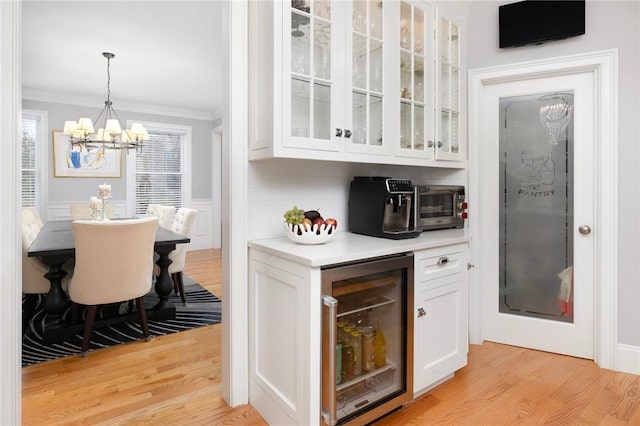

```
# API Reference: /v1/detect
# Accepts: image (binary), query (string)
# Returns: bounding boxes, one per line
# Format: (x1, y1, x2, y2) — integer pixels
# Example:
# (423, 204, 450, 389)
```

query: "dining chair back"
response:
(22, 208, 56, 335)
(69, 217, 159, 356)
(155, 207, 197, 305)
(21, 208, 50, 295)
(24, 207, 43, 228)
(146, 204, 176, 229)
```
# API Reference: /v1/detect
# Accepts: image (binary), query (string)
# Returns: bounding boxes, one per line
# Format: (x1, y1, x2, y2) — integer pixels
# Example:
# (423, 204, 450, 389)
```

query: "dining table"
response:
(27, 219, 190, 343)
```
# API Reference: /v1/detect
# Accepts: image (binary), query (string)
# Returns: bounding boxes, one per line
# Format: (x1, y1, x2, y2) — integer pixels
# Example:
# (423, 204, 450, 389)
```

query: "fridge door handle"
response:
(321, 295, 338, 426)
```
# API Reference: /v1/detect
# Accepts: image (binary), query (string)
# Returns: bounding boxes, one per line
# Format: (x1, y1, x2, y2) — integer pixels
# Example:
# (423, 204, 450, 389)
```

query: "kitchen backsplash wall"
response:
(248, 159, 468, 240)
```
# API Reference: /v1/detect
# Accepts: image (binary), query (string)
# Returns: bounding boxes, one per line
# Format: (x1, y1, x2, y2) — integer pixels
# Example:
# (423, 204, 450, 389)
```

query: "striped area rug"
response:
(22, 275, 221, 367)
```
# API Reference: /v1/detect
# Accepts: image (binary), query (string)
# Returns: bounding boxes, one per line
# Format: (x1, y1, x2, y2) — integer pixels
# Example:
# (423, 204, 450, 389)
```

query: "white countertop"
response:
(248, 228, 471, 267)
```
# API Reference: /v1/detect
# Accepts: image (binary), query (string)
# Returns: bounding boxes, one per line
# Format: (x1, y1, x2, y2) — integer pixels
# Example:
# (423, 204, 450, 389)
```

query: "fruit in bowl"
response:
(283, 207, 338, 244)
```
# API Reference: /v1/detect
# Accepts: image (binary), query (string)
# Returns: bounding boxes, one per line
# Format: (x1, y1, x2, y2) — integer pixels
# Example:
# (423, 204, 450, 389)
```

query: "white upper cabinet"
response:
(396, 1, 436, 160)
(435, 7, 465, 161)
(249, 0, 467, 167)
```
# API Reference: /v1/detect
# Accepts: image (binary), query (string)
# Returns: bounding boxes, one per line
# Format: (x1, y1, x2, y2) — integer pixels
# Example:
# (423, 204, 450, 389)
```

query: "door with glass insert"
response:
(285, 0, 343, 151)
(398, 1, 434, 159)
(480, 72, 595, 359)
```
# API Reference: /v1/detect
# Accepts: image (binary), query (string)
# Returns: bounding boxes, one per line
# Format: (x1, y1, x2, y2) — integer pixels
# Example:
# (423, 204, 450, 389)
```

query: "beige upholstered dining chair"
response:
(69, 202, 115, 220)
(146, 204, 176, 229)
(21, 208, 71, 333)
(154, 207, 197, 305)
(68, 217, 159, 357)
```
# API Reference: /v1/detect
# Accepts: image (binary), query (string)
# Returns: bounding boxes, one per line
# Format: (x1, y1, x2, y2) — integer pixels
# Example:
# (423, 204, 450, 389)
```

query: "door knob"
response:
(417, 307, 426, 318)
(579, 225, 592, 235)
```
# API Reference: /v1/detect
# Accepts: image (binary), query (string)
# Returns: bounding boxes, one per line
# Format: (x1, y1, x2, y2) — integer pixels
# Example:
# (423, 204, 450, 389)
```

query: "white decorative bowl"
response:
(282, 221, 338, 245)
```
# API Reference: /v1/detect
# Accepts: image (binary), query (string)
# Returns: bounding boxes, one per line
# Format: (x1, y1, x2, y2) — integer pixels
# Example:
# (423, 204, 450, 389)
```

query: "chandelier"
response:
(62, 52, 149, 151)
(539, 93, 573, 146)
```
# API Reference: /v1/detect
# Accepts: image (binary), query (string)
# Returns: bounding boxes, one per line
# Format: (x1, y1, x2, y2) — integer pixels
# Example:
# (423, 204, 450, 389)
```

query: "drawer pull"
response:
(417, 307, 426, 318)
(437, 256, 449, 266)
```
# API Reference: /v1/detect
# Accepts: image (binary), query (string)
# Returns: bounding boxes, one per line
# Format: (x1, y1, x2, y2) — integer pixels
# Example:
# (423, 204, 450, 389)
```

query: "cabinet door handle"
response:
(427, 140, 434, 148)
(335, 128, 343, 137)
(344, 129, 352, 138)
(437, 141, 443, 148)
(417, 307, 426, 317)
(437, 256, 449, 266)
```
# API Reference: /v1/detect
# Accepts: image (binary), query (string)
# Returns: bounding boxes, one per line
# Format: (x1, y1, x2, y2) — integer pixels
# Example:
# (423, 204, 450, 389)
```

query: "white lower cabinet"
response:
(249, 249, 323, 426)
(248, 235, 470, 424)
(413, 243, 469, 395)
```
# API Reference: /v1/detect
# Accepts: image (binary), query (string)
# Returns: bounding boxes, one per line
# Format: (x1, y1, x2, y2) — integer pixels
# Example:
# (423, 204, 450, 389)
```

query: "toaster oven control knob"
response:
(460, 202, 468, 210)
(457, 211, 468, 219)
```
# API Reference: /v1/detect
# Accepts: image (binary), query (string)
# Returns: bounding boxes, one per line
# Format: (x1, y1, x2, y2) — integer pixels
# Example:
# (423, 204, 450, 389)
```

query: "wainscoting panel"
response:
(46, 199, 216, 251)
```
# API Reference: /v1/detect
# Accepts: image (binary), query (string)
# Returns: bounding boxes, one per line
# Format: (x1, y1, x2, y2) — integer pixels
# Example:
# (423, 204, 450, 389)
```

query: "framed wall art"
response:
(53, 131, 122, 178)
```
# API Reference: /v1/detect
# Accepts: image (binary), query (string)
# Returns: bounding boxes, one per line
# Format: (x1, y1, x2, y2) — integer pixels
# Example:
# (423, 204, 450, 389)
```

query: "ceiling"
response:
(22, 1, 223, 120)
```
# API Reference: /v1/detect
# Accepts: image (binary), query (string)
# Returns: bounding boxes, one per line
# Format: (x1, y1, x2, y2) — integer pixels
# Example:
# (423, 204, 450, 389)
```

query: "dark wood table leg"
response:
(153, 244, 176, 320)
(40, 254, 71, 343)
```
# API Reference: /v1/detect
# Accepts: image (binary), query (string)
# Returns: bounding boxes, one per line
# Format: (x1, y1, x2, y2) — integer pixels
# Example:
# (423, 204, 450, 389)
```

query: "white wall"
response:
(467, 0, 640, 347)
(247, 159, 468, 240)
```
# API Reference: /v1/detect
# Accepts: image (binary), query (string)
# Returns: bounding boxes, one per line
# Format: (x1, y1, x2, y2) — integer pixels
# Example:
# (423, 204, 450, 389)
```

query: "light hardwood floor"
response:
(22, 249, 639, 425)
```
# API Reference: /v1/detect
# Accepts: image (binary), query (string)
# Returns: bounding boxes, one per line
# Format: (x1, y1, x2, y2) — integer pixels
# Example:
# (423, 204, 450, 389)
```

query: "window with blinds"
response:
(21, 115, 40, 208)
(133, 128, 185, 216)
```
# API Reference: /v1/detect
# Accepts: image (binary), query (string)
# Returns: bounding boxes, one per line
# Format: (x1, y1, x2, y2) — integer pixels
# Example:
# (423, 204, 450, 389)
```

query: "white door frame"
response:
(0, 1, 22, 423)
(468, 49, 618, 369)
(212, 126, 222, 249)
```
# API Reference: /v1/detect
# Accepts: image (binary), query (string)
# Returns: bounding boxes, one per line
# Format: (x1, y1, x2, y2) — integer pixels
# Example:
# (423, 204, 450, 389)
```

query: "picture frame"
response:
(53, 131, 122, 178)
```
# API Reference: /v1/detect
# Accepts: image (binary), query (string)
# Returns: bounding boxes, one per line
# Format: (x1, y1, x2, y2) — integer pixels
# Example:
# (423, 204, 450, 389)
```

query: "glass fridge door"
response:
(321, 254, 413, 425)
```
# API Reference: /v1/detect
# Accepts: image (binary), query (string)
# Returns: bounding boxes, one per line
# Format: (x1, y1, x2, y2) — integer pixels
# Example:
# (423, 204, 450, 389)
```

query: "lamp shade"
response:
(63, 121, 78, 134)
(104, 119, 122, 134)
(76, 117, 95, 134)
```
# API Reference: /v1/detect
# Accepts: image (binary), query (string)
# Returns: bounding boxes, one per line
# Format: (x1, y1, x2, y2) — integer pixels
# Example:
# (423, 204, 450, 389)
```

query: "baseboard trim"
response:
(616, 344, 640, 375)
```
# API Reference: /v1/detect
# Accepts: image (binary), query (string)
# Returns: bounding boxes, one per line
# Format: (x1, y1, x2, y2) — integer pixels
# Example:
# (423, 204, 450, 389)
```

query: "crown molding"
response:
(22, 87, 217, 122)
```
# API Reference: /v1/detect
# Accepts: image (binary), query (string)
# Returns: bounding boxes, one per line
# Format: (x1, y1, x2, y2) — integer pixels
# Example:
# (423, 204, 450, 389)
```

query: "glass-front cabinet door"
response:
(398, 1, 434, 159)
(346, 0, 391, 155)
(284, 0, 344, 152)
(435, 9, 462, 160)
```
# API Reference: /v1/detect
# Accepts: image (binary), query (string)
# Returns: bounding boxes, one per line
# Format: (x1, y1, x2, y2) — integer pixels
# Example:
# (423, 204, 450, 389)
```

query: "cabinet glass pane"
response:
(314, 0, 331, 20)
(400, 51, 412, 100)
(400, 102, 411, 149)
(353, 0, 366, 34)
(353, 91, 367, 145)
(292, 0, 310, 13)
(291, 12, 310, 75)
(353, 33, 367, 90)
(440, 18, 449, 64)
(314, 82, 331, 140)
(370, 39, 383, 93)
(414, 105, 425, 150)
(440, 110, 450, 152)
(451, 112, 459, 153)
(414, 57, 425, 103)
(414, 8, 424, 54)
(451, 67, 459, 110)
(314, 18, 331, 80)
(400, 3, 411, 50)
(440, 64, 450, 109)
(451, 24, 459, 67)
(370, 95, 383, 146)
(369, 0, 383, 40)
(291, 78, 311, 138)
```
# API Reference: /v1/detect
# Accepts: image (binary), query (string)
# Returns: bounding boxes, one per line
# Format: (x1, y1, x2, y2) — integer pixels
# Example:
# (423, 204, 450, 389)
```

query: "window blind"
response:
(134, 129, 184, 216)
(21, 116, 39, 208)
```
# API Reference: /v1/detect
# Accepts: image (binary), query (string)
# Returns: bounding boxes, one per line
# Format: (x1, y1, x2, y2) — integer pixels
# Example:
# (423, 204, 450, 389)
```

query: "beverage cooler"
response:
(321, 253, 414, 425)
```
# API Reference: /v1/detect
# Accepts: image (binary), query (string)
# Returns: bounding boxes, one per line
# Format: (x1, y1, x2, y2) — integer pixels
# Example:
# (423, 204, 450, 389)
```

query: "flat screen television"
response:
(499, 0, 585, 48)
